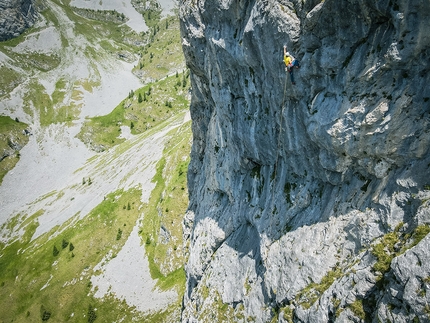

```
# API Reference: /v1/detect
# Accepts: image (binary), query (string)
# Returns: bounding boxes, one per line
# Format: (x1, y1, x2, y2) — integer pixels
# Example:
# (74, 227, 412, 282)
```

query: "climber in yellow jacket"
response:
(283, 45, 300, 85)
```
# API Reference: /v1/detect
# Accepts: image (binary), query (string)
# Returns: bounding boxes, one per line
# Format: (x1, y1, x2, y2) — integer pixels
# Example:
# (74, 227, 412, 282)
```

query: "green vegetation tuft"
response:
(348, 299, 366, 320)
(137, 0, 162, 28)
(281, 305, 294, 323)
(371, 223, 430, 280)
(371, 231, 398, 273)
(410, 225, 430, 248)
(296, 266, 343, 309)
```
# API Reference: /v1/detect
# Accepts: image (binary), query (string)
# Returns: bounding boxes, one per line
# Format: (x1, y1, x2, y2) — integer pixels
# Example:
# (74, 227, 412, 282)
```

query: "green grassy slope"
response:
(0, 116, 29, 184)
(0, 189, 143, 322)
(133, 14, 185, 81)
(78, 71, 189, 151)
(137, 120, 192, 322)
(0, 120, 192, 322)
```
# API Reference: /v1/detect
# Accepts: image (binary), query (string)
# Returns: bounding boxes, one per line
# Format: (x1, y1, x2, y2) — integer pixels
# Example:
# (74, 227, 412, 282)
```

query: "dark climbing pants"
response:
(289, 70, 295, 84)
(289, 59, 300, 84)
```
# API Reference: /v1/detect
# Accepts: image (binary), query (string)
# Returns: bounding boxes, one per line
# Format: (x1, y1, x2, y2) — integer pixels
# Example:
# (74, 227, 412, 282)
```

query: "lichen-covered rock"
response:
(0, 0, 38, 41)
(179, 0, 430, 322)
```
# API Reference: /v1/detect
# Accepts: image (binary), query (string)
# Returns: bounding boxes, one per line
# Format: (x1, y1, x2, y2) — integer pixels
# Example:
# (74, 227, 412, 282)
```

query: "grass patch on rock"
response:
(295, 266, 343, 309)
(348, 299, 366, 320)
(371, 223, 430, 282)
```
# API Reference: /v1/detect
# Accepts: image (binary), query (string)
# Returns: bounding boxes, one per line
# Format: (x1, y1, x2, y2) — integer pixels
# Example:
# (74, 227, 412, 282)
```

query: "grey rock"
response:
(0, 0, 38, 41)
(179, 0, 430, 322)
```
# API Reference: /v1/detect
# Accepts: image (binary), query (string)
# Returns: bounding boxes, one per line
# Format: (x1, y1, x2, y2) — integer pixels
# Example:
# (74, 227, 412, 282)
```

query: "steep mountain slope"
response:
(179, 0, 430, 322)
(0, 0, 190, 322)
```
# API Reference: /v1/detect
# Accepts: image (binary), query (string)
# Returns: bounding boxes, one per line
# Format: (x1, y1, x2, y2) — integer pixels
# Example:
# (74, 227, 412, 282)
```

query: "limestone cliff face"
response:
(179, 0, 430, 322)
(0, 0, 38, 41)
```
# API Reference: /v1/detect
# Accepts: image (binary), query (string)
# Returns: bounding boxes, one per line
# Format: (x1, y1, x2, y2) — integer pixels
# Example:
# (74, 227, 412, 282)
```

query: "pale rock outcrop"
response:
(0, 0, 38, 41)
(179, 0, 430, 322)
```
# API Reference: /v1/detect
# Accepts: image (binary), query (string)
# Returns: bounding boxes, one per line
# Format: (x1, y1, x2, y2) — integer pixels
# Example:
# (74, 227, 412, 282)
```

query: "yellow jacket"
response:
(284, 55, 292, 66)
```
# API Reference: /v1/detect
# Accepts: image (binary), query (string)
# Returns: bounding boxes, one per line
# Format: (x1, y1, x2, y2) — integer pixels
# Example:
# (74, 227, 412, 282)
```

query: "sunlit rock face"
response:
(179, 0, 430, 322)
(0, 0, 38, 41)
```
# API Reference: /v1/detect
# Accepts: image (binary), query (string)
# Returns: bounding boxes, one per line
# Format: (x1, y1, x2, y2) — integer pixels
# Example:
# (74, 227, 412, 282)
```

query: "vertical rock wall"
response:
(179, 0, 430, 322)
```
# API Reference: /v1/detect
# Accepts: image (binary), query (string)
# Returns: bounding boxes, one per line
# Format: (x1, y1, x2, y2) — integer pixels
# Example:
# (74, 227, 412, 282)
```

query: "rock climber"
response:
(283, 45, 300, 85)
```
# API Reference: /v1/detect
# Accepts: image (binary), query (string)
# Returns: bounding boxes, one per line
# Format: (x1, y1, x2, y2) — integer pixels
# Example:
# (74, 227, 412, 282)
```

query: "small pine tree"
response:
(127, 202, 131, 210)
(130, 121, 134, 130)
(69, 242, 75, 251)
(138, 93, 143, 103)
(40, 305, 51, 321)
(87, 305, 97, 323)
(182, 73, 187, 87)
(116, 228, 122, 240)
(53, 245, 59, 257)
(82, 177, 86, 185)
(61, 239, 69, 249)
(88, 177, 92, 185)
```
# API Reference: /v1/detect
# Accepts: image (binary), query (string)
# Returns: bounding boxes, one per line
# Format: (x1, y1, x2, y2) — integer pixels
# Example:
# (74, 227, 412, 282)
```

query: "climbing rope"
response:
(268, 70, 289, 235)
